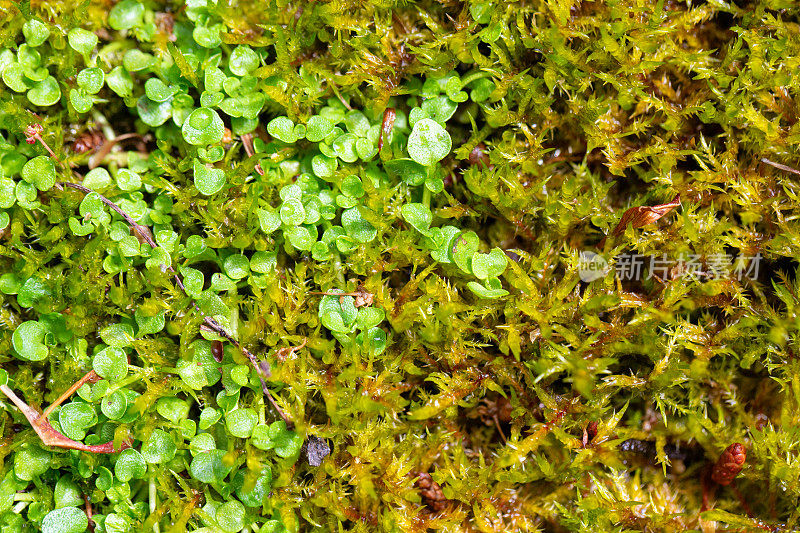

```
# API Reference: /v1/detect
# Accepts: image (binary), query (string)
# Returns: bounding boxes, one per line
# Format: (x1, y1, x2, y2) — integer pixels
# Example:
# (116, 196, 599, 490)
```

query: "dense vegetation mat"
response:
(0, 0, 799, 531)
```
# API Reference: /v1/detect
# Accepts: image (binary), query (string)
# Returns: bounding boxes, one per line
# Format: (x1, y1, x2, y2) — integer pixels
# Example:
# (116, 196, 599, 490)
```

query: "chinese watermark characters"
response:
(579, 252, 762, 282)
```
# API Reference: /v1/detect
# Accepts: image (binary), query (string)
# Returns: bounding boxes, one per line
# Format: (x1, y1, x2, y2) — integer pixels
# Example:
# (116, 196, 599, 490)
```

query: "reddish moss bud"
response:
(711, 443, 746, 486)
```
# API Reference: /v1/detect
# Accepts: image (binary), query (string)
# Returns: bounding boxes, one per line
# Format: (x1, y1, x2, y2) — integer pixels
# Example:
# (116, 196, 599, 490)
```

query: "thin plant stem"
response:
(41, 370, 98, 420)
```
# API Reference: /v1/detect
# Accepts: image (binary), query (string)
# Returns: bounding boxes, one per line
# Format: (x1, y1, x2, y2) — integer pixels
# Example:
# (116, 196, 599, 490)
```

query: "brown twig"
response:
(761, 157, 800, 177)
(0, 383, 130, 453)
(41, 370, 99, 420)
(89, 132, 145, 169)
(240, 133, 264, 176)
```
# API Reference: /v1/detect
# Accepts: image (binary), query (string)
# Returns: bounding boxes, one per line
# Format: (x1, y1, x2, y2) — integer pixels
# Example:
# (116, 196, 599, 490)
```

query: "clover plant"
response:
(2, 0, 794, 532)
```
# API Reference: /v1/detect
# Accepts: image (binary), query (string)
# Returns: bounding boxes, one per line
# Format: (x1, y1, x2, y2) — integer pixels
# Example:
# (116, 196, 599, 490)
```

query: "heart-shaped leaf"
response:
(12, 320, 48, 361)
(183, 108, 224, 145)
(471, 248, 508, 280)
(407, 118, 451, 166)
(193, 160, 226, 195)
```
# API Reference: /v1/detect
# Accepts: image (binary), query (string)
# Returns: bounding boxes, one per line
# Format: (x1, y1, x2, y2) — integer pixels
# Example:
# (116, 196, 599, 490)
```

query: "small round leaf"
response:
(229, 45, 259, 76)
(93, 347, 128, 381)
(12, 321, 48, 361)
(108, 0, 145, 30)
(183, 108, 224, 145)
(193, 160, 226, 195)
(21, 156, 56, 191)
(23, 19, 50, 47)
(226, 408, 258, 438)
(407, 118, 451, 166)
(114, 448, 146, 482)
(142, 429, 177, 464)
(41, 507, 88, 533)
(27, 76, 61, 107)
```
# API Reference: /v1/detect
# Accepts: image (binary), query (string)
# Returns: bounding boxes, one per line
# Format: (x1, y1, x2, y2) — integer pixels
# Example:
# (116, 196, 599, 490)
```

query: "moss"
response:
(1, 0, 800, 531)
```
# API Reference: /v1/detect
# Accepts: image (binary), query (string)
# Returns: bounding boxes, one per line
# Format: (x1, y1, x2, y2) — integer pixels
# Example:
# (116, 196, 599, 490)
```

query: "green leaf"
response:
(135, 309, 165, 335)
(190, 449, 231, 483)
(234, 467, 272, 507)
(142, 429, 177, 464)
(452, 231, 480, 273)
(426, 226, 460, 263)
(193, 160, 226, 195)
(67, 28, 97, 57)
(114, 449, 146, 483)
(106, 66, 133, 97)
(216, 500, 246, 532)
(357, 327, 387, 355)
(407, 118, 451, 166)
(156, 397, 190, 424)
(93, 347, 128, 381)
(12, 321, 48, 361)
(194, 23, 223, 48)
(137, 96, 173, 127)
(54, 476, 83, 509)
(271, 421, 303, 458)
(70, 89, 92, 113)
(267, 116, 299, 143)
(0, 177, 16, 208)
(226, 408, 258, 438)
(14, 445, 50, 481)
(182, 235, 208, 258)
(305, 116, 334, 142)
(199, 407, 221, 430)
(341, 207, 377, 243)
(284, 225, 316, 251)
(250, 251, 277, 273)
(41, 507, 88, 533)
(2, 63, 30, 92)
(100, 323, 134, 347)
(280, 198, 305, 226)
(467, 277, 509, 299)
(27, 74, 61, 107)
(311, 155, 337, 178)
(116, 168, 141, 191)
(123, 49, 153, 72)
(21, 156, 56, 191)
(385, 159, 427, 186)
(224, 254, 250, 279)
(229, 45, 259, 76)
(109, 0, 144, 30)
(77, 68, 104, 94)
(471, 248, 508, 279)
(257, 208, 281, 234)
(145, 78, 178, 102)
(101, 390, 128, 420)
(58, 402, 97, 441)
(23, 19, 50, 47)
(183, 108, 225, 145)
(400, 203, 433, 235)
(421, 96, 458, 124)
(319, 293, 358, 333)
(356, 307, 384, 330)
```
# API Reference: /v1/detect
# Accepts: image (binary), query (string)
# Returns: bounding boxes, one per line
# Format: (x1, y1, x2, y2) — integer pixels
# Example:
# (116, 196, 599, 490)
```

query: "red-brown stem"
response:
(240, 133, 264, 175)
(0, 384, 130, 454)
(41, 370, 99, 420)
(379, 108, 396, 152)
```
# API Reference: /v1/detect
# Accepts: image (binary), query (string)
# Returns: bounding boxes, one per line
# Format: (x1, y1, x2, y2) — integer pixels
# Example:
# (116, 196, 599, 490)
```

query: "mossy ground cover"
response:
(0, 0, 799, 531)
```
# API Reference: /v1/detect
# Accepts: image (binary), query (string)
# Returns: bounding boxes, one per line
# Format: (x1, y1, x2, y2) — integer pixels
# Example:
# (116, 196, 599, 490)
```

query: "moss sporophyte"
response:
(1, 0, 800, 531)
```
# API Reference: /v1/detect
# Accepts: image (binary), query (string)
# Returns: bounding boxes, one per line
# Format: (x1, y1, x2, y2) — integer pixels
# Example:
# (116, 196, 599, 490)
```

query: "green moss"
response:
(1, 0, 800, 531)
